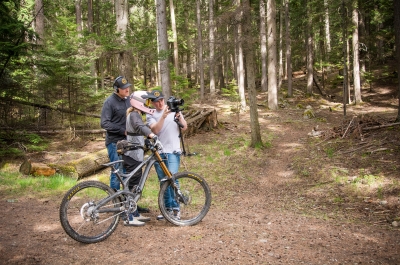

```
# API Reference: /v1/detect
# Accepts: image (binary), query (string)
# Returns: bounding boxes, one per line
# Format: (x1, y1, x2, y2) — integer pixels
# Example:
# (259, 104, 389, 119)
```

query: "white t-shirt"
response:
(146, 110, 182, 153)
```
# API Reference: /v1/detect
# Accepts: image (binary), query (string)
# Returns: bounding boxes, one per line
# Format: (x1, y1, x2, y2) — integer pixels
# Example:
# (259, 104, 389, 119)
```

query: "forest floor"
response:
(1, 73, 400, 264)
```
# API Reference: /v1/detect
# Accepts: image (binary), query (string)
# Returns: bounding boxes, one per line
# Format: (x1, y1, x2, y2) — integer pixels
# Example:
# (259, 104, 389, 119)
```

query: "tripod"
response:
(174, 115, 196, 157)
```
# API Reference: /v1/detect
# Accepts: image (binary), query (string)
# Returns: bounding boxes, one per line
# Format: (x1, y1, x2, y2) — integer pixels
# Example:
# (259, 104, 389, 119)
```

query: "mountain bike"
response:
(59, 138, 212, 244)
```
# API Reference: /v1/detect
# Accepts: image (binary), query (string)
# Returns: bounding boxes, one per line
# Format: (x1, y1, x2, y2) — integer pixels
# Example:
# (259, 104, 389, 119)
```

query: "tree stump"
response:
(19, 159, 56, 177)
(184, 108, 218, 136)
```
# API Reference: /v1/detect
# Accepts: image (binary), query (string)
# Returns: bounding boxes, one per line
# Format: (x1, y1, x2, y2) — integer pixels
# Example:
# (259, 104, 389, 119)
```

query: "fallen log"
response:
(20, 149, 109, 179)
(362, 122, 400, 131)
(55, 148, 109, 179)
(19, 159, 56, 177)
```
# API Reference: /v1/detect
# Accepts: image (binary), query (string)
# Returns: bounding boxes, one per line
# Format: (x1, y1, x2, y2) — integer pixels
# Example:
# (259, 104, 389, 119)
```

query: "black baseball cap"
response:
(142, 90, 164, 102)
(113, 76, 131, 90)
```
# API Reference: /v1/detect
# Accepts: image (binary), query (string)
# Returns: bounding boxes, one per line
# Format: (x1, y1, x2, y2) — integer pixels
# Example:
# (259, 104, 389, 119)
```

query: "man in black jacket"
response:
(100, 76, 131, 191)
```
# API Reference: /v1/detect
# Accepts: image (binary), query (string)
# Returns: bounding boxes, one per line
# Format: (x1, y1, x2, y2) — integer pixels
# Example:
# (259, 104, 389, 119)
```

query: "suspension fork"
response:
(154, 151, 180, 189)
(154, 151, 173, 178)
(153, 152, 187, 203)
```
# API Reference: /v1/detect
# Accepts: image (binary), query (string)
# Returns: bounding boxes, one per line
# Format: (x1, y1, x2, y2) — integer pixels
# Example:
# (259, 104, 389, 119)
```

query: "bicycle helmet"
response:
(130, 91, 155, 115)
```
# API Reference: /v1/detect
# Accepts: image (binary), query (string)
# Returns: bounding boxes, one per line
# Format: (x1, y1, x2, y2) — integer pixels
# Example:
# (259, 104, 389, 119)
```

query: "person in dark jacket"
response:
(100, 76, 131, 191)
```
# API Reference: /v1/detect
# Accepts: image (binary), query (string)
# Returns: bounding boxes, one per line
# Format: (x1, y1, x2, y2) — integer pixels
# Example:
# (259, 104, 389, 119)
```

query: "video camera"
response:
(167, 96, 184, 112)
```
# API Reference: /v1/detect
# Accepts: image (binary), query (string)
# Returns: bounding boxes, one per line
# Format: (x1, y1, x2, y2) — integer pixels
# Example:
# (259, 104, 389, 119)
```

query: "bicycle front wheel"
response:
(159, 172, 211, 226)
(59, 181, 121, 244)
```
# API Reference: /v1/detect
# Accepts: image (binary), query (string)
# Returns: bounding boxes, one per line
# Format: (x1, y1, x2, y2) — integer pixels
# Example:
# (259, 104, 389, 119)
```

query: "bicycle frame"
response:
(94, 145, 175, 215)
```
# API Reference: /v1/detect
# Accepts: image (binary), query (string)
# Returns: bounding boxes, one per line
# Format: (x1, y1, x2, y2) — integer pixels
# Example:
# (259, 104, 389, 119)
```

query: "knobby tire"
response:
(59, 181, 120, 244)
(158, 172, 211, 226)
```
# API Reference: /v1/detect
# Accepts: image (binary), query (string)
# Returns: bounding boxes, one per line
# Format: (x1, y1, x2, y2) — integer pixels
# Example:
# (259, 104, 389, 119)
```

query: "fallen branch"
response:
(365, 148, 389, 154)
(362, 122, 400, 131)
(342, 116, 357, 138)
(337, 143, 374, 155)
(0, 96, 101, 118)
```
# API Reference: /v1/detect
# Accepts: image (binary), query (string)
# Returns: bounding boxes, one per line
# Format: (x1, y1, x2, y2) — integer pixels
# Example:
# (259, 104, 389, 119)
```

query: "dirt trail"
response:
(1, 97, 400, 265)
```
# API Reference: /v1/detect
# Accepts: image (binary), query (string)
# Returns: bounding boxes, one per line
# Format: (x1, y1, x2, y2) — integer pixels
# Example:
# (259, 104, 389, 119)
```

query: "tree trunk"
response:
(352, 2, 362, 104)
(209, 0, 216, 95)
(306, 0, 314, 95)
(285, 0, 293, 97)
(260, 0, 268, 92)
(169, 0, 179, 74)
(324, 0, 331, 56)
(342, 0, 349, 116)
(394, 0, 400, 121)
(75, 0, 82, 37)
(278, 8, 283, 90)
(34, 0, 45, 45)
(184, 6, 192, 82)
(115, 0, 132, 82)
(237, 5, 246, 112)
(267, 0, 278, 109)
(196, 0, 205, 100)
(156, 0, 172, 98)
(243, 0, 262, 147)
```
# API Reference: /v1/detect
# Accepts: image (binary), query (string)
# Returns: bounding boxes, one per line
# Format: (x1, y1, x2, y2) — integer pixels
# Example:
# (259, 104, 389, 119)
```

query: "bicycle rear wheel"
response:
(158, 172, 211, 226)
(59, 181, 121, 244)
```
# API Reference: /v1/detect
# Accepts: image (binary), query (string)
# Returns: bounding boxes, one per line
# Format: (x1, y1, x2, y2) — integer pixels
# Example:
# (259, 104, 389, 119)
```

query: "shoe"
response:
(156, 214, 165, 220)
(137, 205, 150, 213)
(156, 209, 172, 221)
(157, 210, 180, 220)
(136, 214, 151, 222)
(124, 216, 145, 227)
(172, 210, 181, 220)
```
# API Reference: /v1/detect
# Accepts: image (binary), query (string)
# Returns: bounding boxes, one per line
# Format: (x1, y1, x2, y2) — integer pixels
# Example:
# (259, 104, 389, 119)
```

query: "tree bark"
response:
(306, 0, 314, 95)
(278, 9, 283, 90)
(115, 0, 132, 82)
(169, 0, 179, 74)
(267, 0, 278, 109)
(260, 0, 268, 92)
(352, 2, 362, 103)
(324, 0, 331, 55)
(243, 0, 262, 147)
(237, 4, 246, 112)
(156, 0, 172, 98)
(209, 0, 216, 95)
(285, 0, 293, 97)
(34, 0, 45, 45)
(196, 0, 205, 100)
(184, 3, 192, 82)
(75, 0, 83, 37)
(394, 0, 400, 121)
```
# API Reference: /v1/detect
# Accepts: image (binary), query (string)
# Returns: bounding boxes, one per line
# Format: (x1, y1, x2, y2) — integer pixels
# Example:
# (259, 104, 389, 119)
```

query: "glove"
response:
(153, 136, 163, 151)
